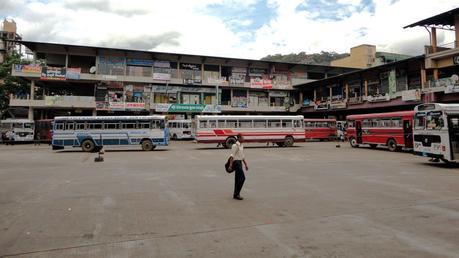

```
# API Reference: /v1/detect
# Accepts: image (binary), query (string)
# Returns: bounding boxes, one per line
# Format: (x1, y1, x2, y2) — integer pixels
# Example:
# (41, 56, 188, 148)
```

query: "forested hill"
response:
(260, 51, 349, 65)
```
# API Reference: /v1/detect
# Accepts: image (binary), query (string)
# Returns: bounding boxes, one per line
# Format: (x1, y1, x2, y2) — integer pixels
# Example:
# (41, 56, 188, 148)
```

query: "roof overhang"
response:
(404, 7, 459, 30)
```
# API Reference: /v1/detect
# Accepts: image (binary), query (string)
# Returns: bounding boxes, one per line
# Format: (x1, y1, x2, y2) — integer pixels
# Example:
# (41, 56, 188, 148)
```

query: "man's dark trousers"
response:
(233, 160, 245, 197)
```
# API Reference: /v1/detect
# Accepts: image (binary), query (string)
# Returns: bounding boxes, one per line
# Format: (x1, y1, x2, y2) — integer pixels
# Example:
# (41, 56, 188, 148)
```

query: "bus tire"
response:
(141, 139, 154, 151)
(387, 139, 398, 152)
(284, 136, 294, 147)
(369, 144, 377, 149)
(81, 139, 96, 152)
(225, 137, 236, 149)
(349, 137, 359, 148)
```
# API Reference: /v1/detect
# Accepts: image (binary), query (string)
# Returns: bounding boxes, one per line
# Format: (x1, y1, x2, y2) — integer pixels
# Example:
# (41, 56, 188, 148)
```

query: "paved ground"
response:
(0, 141, 459, 258)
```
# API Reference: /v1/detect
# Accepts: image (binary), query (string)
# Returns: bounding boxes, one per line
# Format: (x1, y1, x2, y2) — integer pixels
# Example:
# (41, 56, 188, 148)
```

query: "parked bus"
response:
(0, 119, 34, 143)
(167, 120, 193, 140)
(52, 116, 169, 152)
(346, 111, 414, 152)
(35, 119, 53, 143)
(304, 118, 337, 141)
(413, 103, 459, 163)
(194, 115, 305, 148)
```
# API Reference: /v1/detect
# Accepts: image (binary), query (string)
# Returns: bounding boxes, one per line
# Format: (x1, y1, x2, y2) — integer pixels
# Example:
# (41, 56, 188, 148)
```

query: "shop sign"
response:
(109, 102, 125, 110)
(125, 102, 145, 109)
(249, 68, 266, 77)
(14, 64, 41, 74)
(402, 89, 421, 101)
(41, 66, 66, 81)
(66, 68, 81, 80)
(269, 91, 288, 97)
(444, 75, 459, 94)
(126, 58, 154, 66)
(153, 72, 171, 81)
(183, 78, 202, 85)
(154, 103, 221, 113)
(250, 78, 272, 89)
(154, 61, 171, 68)
(366, 95, 390, 102)
(180, 63, 201, 71)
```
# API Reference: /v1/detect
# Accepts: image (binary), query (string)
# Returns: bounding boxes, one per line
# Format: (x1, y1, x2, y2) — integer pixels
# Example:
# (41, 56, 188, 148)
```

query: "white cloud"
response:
(4, 0, 459, 59)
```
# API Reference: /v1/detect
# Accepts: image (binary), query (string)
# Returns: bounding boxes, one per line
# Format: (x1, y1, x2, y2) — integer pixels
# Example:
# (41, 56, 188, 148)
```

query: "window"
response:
(380, 119, 392, 127)
(76, 123, 85, 130)
(392, 118, 402, 128)
(65, 123, 74, 130)
(199, 120, 207, 128)
(124, 123, 136, 129)
(282, 120, 293, 128)
(209, 120, 218, 128)
(414, 114, 425, 130)
(371, 119, 379, 127)
(305, 121, 314, 128)
(268, 120, 281, 128)
(240, 120, 252, 128)
(139, 122, 150, 129)
(254, 120, 266, 128)
(55, 122, 64, 130)
(363, 119, 371, 127)
(183, 123, 190, 129)
(294, 120, 303, 128)
(347, 120, 355, 128)
(225, 120, 238, 128)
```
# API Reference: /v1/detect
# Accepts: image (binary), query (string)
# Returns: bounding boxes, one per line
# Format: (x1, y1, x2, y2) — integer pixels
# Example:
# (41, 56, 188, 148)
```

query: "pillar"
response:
(364, 80, 368, 97)
(345, 83, 349, 99)
(30, 80, 35, 100)
(433, 69, 439, 80)
(431, 27, 437, 53)
(92, 109, 97, 116)
(329, 87, 332, 100)
(28, 107, 34, 120)
(455, 15, 459, 48)
(421, 68, 427, 89)
(313, 89, 317, 101)
(299, 92, 304, 105)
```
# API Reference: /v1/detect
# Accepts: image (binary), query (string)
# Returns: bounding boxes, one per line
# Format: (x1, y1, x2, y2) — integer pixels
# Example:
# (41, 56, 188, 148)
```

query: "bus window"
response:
(105, 123, 117, 129)
(139, 122, 150, 129)
(282, 120, 293, 128)
(209, 120, 218, 128)
(363, 119, 370, 127)
(199, 120, 207, 128)
(240, 120, 252, 128)
(294, 120, 302, 128)
(268, 120, 281, 128)
(392, 118, 402, 127)
(414, 114, 425, 130)
(426, 112, 444, 130)
(75, 122, 85, 130)
(55, 122, 64, 130)
(226, 120, 238, 128)
(381, 119, 391, 127)
(371, 119, 379, 127)
(254, 120, 266, 128)
(24, 123, 34, 129)
(183, 123, 189, 129)
(65, 122, 74, 131)
(305, 121, 314, 128)
(348, 120, 355, 128)
(123, 123, 136, 129)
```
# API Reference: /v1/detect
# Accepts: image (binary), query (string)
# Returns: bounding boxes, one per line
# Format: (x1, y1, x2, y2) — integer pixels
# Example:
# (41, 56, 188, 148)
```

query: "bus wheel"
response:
(81, 140, 95, 152)
(349, 137, 359, 148)
(387, 139, 397, 152)
(284, 136, 294, 147)
(369, 144, 377, 149)
(225, 137, 236, 149)
(142, 139, 154, 151)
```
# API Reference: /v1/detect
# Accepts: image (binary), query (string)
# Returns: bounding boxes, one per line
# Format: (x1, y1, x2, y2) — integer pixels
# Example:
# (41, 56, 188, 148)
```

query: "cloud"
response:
(4, 0, 459, 60)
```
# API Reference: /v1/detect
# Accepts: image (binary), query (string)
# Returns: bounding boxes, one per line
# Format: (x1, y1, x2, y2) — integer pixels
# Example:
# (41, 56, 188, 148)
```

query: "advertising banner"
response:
(41, 67, 66, 80)
(153, 72, 171, 81)
(14, 64, 41, 74)
(250, 78, 273, 89)
(153, 61, 171, 81)
(125, 102, 145, 110)
(402, 89, 421, 101)
(154, 104, 221, 113)
(66, 68, 81, 80)
(126, 58, 154, 66)
(109, 102, 125, 110)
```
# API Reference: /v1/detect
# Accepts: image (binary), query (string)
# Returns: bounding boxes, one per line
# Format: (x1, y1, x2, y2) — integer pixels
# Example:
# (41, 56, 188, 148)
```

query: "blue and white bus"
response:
(52, 116, 169, 152)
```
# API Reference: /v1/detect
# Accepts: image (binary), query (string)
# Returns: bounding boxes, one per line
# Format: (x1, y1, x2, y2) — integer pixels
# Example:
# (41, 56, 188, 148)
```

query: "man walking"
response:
(228, 134, 248, 200)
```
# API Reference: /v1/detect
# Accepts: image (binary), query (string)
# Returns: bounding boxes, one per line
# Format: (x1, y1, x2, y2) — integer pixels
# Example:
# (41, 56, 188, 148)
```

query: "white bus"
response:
(52, 116, 169, 152)
(0, 119, 34, 143)
(413, 103, 459, 163)
(194, 115, 305, 148)
(167, 120, 193, 140)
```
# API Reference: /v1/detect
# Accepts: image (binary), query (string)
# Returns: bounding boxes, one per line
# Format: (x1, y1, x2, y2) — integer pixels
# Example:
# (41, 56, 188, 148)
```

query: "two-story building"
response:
(8, 41, 355, 120)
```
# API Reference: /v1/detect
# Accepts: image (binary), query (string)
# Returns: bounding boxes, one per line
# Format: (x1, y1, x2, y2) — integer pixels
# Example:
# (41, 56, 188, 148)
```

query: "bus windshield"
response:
(414, 113, 426, 130)
(426, 112, 444, 130)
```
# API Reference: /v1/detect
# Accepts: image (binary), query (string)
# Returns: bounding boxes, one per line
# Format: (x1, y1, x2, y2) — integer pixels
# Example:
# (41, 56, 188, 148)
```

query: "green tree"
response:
(261, 51, 349, 65)
(0, 52, 30, 118)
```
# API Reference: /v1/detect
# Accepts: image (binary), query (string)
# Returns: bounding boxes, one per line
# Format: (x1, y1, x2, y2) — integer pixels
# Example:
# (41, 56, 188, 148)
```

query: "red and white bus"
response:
(194, 115, 305, 148)
(304, 118, 337, 141)
(346, 111, 414, 152)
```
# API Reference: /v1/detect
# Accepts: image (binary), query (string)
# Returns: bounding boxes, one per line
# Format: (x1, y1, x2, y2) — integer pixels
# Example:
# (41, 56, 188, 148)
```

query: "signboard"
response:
(125, 102, 146, 110)
(126, 58, 154, 66)
(250, 78, 272, 89)
(249, 68, 266, 77)
(109, 102, 125, 110)
(402, 89, 421, 101)
(154, 104, 221, 113)
(14, 64, 41, 74)
(153, 72, 171, 81)
(366, 95, 390, 102)
(180, 63, 201, 70)
(66, 68, 81, 80)
(41, 67, 66, 80)
(453, 55, 459, 65)
(153, 61, 171, 81)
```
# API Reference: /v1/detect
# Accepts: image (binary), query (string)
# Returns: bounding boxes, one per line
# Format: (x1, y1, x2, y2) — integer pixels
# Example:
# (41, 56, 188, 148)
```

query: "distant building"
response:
(0, 19, 22, 63)
(331, 44, 411, 69)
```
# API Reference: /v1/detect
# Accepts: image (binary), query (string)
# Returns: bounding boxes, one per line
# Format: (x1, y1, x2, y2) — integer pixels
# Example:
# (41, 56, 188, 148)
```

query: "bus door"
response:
(356, 121, 363, 144)
(447, 116, 459, 160)
(403, 120, 413, 148)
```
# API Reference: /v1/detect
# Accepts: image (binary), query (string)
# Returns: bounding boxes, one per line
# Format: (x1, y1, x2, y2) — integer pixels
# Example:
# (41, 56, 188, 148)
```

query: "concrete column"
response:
(364, 80, 368, 97)
(299, 91, 303, 105)
(345, 83, 349, 99)
(92, 109, 97, 116)
(421, 68, 427, 89)
(431, 27, 437, 53)
(433, 69, 439, 80)
(313, 89, 317, 100)
(455, 15, 459, 48)
(30, 80, 35, 100)
(329, 87, 332, 100)
(28, 107, 34, 120)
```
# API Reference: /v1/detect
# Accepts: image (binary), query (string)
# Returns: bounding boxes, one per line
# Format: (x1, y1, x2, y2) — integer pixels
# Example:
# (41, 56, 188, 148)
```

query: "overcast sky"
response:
(1, 0, 458, 59)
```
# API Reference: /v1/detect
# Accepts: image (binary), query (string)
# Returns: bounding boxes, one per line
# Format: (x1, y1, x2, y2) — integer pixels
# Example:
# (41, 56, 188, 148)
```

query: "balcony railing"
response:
(9, 94, 96, 108)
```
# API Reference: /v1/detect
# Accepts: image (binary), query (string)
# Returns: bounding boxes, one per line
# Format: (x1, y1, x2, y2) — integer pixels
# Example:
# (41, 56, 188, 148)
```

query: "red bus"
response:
(346, 111, 414, 152)
(304, 118, 337, 141)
